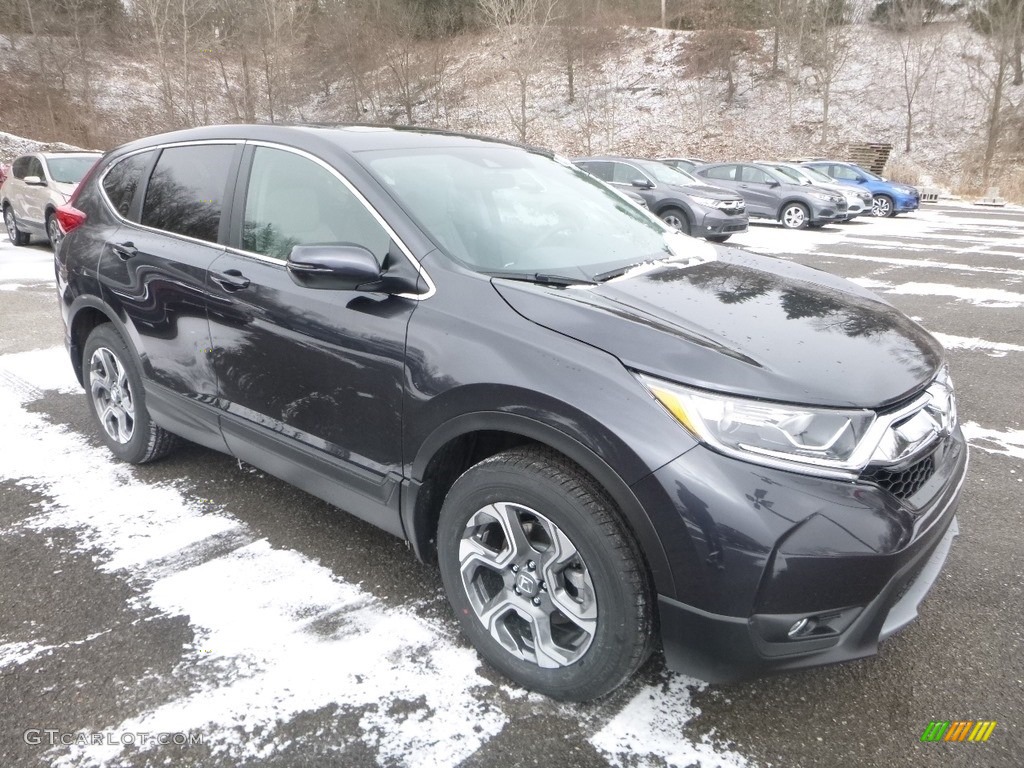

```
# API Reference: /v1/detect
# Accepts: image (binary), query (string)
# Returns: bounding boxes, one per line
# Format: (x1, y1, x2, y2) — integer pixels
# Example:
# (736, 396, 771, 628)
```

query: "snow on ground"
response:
(0, 338, 746, 767)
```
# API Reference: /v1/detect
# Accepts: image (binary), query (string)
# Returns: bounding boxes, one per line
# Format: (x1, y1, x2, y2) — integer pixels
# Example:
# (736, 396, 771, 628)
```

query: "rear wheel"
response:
(781, 203, 809, 229)
(437, 447, 652, 701)
(4, 205, 30, 245)
(83, 324, 179, 464)
(659, 207, 691, 236)
(872, 195, 894, 217)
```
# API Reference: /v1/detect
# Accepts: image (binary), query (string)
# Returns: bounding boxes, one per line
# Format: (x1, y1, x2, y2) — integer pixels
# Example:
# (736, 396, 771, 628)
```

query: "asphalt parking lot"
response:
(1, 204, 1022, 768)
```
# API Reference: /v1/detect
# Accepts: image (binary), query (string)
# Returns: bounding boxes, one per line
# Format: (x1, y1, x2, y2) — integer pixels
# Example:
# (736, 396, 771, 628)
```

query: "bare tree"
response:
(803, 0, 860, 146)
(884, 0, 949, 152)
(478, 0, 557, 142)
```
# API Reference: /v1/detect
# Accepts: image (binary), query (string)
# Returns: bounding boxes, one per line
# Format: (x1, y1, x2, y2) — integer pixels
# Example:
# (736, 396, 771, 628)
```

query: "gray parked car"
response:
(694, 162, 847, 230)
(657, 157, 708, 174)
(573, 156, 747, 242)
(2, 151, 101, 247)
(756, 161, 873, 220)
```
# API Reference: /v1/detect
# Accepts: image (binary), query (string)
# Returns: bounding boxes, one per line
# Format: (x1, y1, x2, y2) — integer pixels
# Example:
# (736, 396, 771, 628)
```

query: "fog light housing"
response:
(788, 618, 815, 638)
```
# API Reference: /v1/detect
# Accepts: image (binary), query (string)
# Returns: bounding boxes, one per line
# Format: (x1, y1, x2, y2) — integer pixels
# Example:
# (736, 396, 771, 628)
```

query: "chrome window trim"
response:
(243, 140, 435, 301)
(96, 138, 435, 301)
(96, 140, 242, 251)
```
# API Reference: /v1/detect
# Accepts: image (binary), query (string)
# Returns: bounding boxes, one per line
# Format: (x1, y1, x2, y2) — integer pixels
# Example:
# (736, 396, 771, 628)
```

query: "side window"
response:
(141, 144, 235, 243)
(741, 166, 772, 184)
(27, 157, 44, 179)
(832, 165, 859, 181)
(581, 161, 613, 182)
(702, 165, 736, 181)
(242, 146, 390, 262)
(12, 157, 28, 179)
(102, 152, 154, 220)
(611, 163, 648, 185)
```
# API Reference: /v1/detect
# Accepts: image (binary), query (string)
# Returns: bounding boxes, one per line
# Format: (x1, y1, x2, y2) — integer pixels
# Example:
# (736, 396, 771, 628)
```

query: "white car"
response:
(2, 151, 101, 248)
(757, 161, 873, 220)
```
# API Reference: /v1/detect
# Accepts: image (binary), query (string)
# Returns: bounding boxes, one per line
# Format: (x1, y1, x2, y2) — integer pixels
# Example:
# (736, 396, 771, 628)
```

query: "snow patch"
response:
(931, 333, 1024, 357)
(591, 676, 748, 768)
(961, 422, 1024, 461)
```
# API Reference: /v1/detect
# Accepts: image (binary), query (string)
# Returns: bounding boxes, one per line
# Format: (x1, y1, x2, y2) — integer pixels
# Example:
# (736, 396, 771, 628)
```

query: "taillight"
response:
(55, 204, 87, 235)
(55, 157, 101, 235)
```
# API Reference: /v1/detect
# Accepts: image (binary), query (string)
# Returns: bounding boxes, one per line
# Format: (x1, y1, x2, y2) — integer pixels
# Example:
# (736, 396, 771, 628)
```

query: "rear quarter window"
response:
(141, 144, 236, 243)
(102, 152, 155, 220)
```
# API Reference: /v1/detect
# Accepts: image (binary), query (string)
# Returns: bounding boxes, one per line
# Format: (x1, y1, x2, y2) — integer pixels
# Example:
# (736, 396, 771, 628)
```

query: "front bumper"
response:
(894, 194, 920, 213)
(632, 427, 967, 683)
(696, 208, 748, 238)
(808, 199, 847, 224)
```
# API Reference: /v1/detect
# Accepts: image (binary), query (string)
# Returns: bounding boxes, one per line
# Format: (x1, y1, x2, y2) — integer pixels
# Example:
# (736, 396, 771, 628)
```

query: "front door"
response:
(207, 144, 416, 530)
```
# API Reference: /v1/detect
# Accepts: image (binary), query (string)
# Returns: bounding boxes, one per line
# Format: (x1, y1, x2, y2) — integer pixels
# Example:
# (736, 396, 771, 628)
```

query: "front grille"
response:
(864, 454, 936, 500)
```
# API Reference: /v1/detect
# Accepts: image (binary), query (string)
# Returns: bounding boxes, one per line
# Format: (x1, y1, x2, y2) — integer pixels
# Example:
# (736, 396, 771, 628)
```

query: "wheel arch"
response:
(402, 411, 676, 598)
(67, 297, 136, 387)
(776, 198, 809, 220)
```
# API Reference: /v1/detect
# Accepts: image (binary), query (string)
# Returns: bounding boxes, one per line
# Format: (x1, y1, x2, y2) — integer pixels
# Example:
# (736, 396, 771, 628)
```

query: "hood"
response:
(493, 249, 943, 409)
(51, 180, 78, 199)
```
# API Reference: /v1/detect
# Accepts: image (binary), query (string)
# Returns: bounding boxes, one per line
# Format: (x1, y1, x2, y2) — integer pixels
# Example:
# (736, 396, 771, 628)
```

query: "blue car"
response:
(801, 161, 919, 218)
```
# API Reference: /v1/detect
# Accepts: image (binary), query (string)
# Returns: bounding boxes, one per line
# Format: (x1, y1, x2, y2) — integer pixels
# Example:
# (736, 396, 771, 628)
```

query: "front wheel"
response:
(82, 324, 179, 464)
(437, 447, 653, 701)
(659, 207, 691, 236)
(4, 205, 30, 246)
(872, 195, 894, 217)
(781, 203, 809, 229)
(46, 212, 62, 249)
(706, 234, 731, 243)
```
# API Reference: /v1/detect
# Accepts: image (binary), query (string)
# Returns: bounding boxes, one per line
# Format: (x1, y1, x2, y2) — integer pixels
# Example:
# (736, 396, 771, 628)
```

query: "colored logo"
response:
(920, 721, 997, 742)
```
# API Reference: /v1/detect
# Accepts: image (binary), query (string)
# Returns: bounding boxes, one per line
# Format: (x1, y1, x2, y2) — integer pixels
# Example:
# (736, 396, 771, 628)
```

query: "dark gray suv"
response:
(695, 162, 847, 229)
(573, 156, 747, 242)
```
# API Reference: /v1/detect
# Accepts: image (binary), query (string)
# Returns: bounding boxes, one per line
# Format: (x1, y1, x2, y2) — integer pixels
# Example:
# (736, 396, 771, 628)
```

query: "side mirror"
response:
(24, 175, 46, 186)
(768, 180, 780, 188)
(855, 177, 867, 184)
(287, 244, 383, 291)
(631, 179, 653, 189)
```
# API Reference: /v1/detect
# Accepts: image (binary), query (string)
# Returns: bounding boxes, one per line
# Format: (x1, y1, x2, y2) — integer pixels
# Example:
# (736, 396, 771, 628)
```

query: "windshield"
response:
(800, 165, 834, 185)
(363, 146, 699, 280)
(46, 157, 97, 184)
(636, 160, 700, 186)
(770, 165, 809, 185)
(854, 164, 884, 181)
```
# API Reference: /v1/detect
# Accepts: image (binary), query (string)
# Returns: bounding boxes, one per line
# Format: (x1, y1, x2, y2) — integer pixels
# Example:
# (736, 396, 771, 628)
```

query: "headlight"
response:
(809, 191, 834, 202)
(690, 195, 730, 209)
(638, 374, 877, 475)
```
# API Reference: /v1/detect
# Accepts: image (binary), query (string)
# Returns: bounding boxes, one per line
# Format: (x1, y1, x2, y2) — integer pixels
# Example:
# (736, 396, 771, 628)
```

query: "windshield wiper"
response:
(494, 272, 596, 286)
(592, 264, 644, 282)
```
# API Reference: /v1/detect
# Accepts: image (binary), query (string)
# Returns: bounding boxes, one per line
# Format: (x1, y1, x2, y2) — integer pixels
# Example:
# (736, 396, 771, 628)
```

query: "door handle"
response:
(111, 241, 138, 260)
(212, 269, 251, 291)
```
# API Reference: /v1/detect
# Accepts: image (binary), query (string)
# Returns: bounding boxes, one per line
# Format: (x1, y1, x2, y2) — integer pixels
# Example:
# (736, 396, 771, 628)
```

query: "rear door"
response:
(96, 142, 240, 446)
(206, 143, 416, 531)
(737, 164, 780, 217)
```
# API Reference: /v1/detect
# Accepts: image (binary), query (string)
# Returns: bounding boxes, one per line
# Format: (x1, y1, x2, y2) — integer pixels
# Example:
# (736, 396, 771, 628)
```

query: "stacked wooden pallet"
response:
(845, 143, 892, 175)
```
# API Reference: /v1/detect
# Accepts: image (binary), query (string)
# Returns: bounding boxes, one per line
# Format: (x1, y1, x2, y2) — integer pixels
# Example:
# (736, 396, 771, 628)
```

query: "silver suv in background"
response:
(757, 161, 873, 220)
(2, 151, 101, 247)
(694, 162, 848, 230)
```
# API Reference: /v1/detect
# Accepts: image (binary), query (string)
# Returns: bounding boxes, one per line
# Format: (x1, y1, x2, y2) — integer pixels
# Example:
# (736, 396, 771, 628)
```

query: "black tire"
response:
(46, 211, 62, 249)
(437, 447, 652, 701)
(82, 324, 179, 464)
(780, 202, 810, 230)
(659, 206, 691, 236)
(4, 204, 30, 246)
(871, 194, 894, 218)
(706, 234, 731, 243)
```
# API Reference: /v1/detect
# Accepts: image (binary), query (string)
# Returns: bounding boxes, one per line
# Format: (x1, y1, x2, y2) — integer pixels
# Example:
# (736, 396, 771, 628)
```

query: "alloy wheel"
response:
(47, 216, 62, 248)
(872, 196, 892, 217)
(4, 208, 16, 242)
(89, 347, 136, 444)
(458, 501, 597, 668)
(661, 213, 684, 230)
(782, 205, 806, 229)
